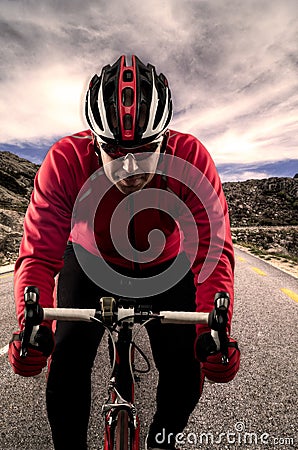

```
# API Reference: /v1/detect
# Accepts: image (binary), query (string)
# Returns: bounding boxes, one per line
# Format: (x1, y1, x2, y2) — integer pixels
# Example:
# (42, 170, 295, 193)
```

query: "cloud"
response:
(221, 170, 270, 183)
(218, 159, 298, 182)
(0, 0, 297, 174)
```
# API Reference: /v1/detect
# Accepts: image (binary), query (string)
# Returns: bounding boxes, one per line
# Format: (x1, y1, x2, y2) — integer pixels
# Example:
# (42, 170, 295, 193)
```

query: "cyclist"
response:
(9, 55, 240, 450)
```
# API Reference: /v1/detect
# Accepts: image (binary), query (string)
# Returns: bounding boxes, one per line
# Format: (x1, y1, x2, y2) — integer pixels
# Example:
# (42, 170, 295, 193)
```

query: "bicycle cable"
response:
(131, 341, 151, 373)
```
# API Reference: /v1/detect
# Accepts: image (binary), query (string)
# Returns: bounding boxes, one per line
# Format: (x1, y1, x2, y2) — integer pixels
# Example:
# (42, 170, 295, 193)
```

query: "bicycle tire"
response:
(114, 410, 130, 450)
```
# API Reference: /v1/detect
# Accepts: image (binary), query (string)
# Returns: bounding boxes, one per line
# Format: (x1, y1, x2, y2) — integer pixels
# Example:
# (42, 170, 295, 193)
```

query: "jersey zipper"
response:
(128, 196, 141, 274)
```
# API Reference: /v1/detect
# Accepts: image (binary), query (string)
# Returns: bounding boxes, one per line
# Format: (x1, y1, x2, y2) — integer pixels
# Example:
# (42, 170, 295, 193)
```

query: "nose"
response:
(122, 153, 139, 173)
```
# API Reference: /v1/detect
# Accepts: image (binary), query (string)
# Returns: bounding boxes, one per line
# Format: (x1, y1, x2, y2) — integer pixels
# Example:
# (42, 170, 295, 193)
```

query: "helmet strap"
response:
(160, 130, 170, 154)
(92, 135, 103, 166)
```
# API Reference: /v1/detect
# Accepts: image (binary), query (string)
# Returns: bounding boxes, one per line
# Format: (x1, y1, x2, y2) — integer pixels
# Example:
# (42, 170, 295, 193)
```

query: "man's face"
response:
(99, 142, 161, 195)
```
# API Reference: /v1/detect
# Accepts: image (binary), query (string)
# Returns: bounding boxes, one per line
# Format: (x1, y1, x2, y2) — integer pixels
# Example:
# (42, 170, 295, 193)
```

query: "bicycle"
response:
(20, 286, 230, 450)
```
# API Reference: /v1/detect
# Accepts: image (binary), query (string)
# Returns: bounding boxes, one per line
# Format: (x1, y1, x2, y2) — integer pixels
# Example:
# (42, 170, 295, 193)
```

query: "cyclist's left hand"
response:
(195, 332, 240, 383)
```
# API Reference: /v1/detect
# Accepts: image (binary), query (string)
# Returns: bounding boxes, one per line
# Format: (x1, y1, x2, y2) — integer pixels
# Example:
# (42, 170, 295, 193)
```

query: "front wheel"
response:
(114, 410, 130, 450)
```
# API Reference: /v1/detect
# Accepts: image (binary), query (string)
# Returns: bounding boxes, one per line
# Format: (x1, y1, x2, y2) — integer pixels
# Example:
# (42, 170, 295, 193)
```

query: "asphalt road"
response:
(0, 247, 297, 450)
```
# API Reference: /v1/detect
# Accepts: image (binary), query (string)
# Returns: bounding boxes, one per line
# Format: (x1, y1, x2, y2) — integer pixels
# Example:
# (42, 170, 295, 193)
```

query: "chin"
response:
(116, 183, 145, 194)
(118, 177, 149, 193)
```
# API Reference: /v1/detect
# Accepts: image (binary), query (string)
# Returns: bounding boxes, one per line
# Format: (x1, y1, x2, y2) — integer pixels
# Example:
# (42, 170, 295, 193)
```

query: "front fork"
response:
(102, 379, 140, 449)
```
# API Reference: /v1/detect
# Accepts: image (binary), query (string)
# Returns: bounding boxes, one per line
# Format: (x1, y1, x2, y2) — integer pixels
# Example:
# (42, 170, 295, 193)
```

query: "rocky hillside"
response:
(0, 150, 297, 265)
(223, 176, 298, 263)
(224, 177, 298, 227)
(0, 151, 39, 265)
(0, 151, 38, 211)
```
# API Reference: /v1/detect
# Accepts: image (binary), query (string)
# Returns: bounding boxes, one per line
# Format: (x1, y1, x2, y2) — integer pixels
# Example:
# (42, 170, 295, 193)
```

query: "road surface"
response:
(0, 247, 297, 449)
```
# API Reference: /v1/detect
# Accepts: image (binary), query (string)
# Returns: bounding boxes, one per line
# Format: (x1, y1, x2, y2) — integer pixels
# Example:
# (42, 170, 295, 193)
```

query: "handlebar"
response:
(38, 308, 210, 324)
(21, 287, 230, 363)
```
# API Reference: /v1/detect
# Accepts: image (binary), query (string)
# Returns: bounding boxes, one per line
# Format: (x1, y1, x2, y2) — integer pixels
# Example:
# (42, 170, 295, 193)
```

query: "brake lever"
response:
(208, 292, 230, 365)
(20, 286, 44, 357)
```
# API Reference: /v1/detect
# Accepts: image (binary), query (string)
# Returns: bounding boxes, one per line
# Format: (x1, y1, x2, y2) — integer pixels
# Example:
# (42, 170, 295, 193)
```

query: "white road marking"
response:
(0, 344, 9, 357)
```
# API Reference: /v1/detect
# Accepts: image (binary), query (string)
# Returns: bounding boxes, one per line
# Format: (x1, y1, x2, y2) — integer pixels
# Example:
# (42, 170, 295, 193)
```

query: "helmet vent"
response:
(123, 70, 133, 82)
(124, 114, 133, 130)
(138, 103, 147, 129)
(104, 81, 116, 103)
(122, 87, 134, 107)
(108, 104, 118, 129)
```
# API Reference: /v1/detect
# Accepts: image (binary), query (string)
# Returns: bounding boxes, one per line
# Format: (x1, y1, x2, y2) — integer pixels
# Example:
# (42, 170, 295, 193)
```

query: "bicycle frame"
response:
(102, 316, 140, 449)
(20, 288, 230, 450)
(92, 296, 147, 449)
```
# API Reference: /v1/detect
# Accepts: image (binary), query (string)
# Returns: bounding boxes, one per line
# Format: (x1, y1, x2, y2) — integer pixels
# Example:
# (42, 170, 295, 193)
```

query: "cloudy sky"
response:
(0, 0, 297, 181)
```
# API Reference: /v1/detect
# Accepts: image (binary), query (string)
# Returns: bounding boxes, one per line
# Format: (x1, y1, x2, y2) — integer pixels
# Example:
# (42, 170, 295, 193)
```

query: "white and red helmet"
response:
(85, 55, 172, 148)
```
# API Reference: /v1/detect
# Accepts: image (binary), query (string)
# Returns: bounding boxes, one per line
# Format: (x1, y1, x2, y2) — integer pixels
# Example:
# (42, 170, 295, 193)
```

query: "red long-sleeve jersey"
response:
(14, 129, 235, 334)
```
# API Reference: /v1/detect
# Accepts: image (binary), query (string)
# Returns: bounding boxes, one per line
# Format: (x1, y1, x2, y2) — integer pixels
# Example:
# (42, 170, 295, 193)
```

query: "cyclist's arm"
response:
(175, 136, 234, 335)
(14, 144, 81, 327)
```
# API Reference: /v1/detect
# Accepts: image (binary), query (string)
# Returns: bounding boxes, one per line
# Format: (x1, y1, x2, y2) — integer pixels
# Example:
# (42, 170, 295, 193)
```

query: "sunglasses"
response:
(100, 141, 161, 160)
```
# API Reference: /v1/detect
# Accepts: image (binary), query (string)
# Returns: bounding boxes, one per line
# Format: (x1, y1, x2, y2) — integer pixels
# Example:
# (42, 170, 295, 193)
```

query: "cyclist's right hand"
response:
(8, 325, 55, 377)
